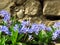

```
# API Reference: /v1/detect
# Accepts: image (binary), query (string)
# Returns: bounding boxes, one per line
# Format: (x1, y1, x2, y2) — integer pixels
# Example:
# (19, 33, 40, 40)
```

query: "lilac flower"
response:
(13, 24, 19, 31)
(19, 20, 30, 33)
(53, 22, 60, 28)
(52, 33, 58, 40)
(39, 23, 46, 30)
(0, 10, 8, 17)
(55, 30, 60, 34)
(45, 27, 52, 31)
(0, 25, 10, 34)
(3, 14, 10, 23)
(0, 10, 10, 23)
(28, 28, 34, 33)
(21, 20, 30, 26)
(32, 23, 41, 35)
(52, 30, 60, 40)
(19, 26, 29, 33)
(28, 23, 41, 35)
(28, 23, 38, 33)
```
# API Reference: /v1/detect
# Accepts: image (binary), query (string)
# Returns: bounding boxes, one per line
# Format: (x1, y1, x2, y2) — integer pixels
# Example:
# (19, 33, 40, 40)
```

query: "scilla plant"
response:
(0, 10, 60, 45)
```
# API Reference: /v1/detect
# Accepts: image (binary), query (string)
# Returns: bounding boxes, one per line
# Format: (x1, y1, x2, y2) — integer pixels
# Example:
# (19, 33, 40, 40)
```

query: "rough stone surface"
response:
(43, 1, 60, 15)
(43, 0, 60, 26)
(0, 0, 13, 23)
(10, 0, 42, 24)
(1, 0, 60, 26)
(16, 6, 24, 18)
(14, 0, 26, 5)
(0, 0, 12, 10)
(24, 0, 41, 16)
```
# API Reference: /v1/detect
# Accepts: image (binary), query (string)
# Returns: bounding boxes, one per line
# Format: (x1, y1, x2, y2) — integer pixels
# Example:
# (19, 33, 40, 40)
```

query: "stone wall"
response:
(43, 0, 60, 26)
(0, 0, 60, 26)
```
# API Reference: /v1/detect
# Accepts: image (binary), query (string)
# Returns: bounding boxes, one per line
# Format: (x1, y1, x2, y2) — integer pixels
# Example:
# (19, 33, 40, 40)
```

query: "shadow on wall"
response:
(44, 15, 60, 21)
(39, 0, 44, 9)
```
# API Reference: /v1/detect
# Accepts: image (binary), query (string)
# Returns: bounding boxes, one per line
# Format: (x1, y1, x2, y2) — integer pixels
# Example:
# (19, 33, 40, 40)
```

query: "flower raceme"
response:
(0, 25, 10, 34)
(52, 30, 60, 40)
(0, 10, 10, 23)
(0, 20, 60, 41)
(0, 20, 52, 35)
(19, 21, 52, 35)
(0, 10, 60, 41)
(13, 24, 19, 31)
(0, 10, 53, 35)
(53, 22, 60, 29)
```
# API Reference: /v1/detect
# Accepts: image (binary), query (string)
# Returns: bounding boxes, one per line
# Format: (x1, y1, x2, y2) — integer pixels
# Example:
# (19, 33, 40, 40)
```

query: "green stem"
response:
(44, 43, 48, 45)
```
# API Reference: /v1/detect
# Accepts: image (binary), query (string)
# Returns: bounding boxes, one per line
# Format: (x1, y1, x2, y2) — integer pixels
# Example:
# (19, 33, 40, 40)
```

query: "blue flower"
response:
(32, 23, 41, 35)
(3, 14, 10, 23)
(19, 26, 29, 33)
(28, 28, 34, 33)
(0, 10, 10, 23)
(39, 23, 46, 30)
(55, 30, 60, 34)
(52, 30, 60, 40)
(0, 25, 10, 34)
(21, 20, 30, 26)
(28, 23, 37, 33)
(53, 22, 60, 28)
(45, 27, 52, 31)
(19, 20, 30, 33)
(13, 24, 19, 31)
(28, 23, 41, 35)
(52, 33, 58, 40)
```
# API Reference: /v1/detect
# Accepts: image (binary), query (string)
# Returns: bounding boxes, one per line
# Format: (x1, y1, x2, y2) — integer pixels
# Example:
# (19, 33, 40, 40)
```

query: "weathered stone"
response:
(17, 6, 24, 18)
(14, 0, 26, 5)
(43, 1, 60, 16)
(0, 0, 13, 23)
(43, 0, 60, 26)
(24, 0, 41, 16)
(0, 0, 12, 10)
(10, 0, 42, 20)
(5, 2, 14, 14)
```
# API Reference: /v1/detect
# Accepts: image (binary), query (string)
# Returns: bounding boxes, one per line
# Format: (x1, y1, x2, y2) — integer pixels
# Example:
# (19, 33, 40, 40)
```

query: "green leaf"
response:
(3, 21, 7, 26)
(10, 26, 18, 45)
(11, 30, 18, 45)
(45, 31, 52, 43)
(32, 40, 38, 44)
(51, 26, 56, 32)
(17, 42, 27, 45)
(38, 30, 47, 43)
(1, 37, 7, 44)
(0, 21, 4, 25)
(17, 34, 24, 41)
(0, 35, 7, 45)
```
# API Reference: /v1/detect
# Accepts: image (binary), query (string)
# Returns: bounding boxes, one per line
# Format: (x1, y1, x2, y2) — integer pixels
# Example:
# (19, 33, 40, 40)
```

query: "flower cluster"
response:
(0, 10, 10, 23)
(13, 24, 19, 31)
(18, 20, 52, 35)
(53, 22, 60, 28)
(0, 25, 10, 34)
(0, 10, 60, 41)
(52, 30, 60, 40)
(52, 22, 60, 40)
